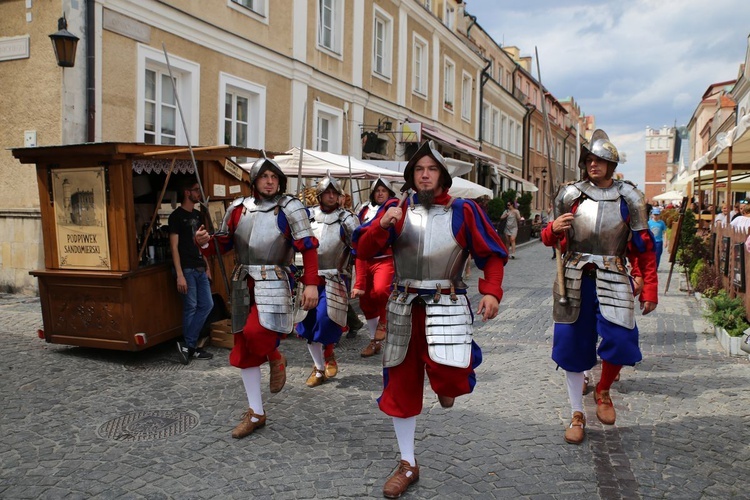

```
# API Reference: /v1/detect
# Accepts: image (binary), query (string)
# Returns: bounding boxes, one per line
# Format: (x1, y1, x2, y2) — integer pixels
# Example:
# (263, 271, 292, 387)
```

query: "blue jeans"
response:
(181, 268, 213, 349)
(654, 241, 664, 269)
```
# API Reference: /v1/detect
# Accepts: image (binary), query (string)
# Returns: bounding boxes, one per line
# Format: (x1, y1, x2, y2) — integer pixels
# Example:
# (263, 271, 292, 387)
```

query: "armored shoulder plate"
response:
(218, 197, 245, 234)
(339, 209, 360, 247)
(278, 195, 315, 240)
(555, 183, 583, 217)
(616, 180, 649, 231)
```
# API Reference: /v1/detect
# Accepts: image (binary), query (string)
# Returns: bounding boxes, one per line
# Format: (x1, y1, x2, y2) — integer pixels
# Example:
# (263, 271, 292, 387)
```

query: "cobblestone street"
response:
(1, 240, 749, 499)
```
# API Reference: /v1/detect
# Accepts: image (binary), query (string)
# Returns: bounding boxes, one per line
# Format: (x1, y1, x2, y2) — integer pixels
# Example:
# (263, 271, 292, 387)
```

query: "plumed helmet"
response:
(402, 140, 452, 192)
(578, 129, 620, 170)
(315, 171, 344, 198)
(369, 176, 396, 204)
(249, 157, 287, 194)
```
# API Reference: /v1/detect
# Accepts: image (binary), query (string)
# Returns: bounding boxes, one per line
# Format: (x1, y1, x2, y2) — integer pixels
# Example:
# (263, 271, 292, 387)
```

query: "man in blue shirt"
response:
(648, 207, 668, 270)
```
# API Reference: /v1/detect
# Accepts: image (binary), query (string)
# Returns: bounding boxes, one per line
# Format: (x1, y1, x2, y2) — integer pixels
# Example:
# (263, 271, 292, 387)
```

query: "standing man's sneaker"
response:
(192, 348, 213, 360)
(176, 341, 191, 365)
(383, 460, 419, 498)
(564, 411, 586, 444)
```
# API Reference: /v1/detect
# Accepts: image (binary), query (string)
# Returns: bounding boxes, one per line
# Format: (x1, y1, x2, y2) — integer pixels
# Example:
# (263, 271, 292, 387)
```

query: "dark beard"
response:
(417, 189, 436, 209)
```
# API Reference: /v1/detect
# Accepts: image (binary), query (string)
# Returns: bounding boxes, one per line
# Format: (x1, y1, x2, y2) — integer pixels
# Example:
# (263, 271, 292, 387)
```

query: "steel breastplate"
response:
(310, 207, 348, 272)
(392, 204, 468, 289)
(234, 197, 294, 266)
(568, 196, 630, 257)
(361, 203, 379, 223)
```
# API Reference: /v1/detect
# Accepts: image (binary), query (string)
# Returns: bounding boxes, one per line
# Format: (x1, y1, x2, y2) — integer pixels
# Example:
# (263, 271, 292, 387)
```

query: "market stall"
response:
(12, 142, 264, 351)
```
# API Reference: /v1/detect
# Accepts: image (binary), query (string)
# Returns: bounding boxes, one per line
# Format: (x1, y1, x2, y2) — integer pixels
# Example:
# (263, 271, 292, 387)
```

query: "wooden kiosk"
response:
(12, 143, 263, 351)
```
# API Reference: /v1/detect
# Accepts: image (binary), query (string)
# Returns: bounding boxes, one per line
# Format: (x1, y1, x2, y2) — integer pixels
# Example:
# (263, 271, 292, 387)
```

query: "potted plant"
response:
(704, 289, 749, 356)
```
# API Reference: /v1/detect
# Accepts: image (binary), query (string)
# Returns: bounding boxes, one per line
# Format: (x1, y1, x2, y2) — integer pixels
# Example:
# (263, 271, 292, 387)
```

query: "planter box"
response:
(714, 325, 744, 356)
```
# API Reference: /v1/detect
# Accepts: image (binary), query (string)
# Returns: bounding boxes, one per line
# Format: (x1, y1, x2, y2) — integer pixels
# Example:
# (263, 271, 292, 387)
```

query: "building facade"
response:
(0, 0, 582, 293)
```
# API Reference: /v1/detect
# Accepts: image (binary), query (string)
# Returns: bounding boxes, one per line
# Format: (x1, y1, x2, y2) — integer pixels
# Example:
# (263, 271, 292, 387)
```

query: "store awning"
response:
(491, 165, 538, 192)
(694, 112, 750, 171)
(421, 126, 495, 163)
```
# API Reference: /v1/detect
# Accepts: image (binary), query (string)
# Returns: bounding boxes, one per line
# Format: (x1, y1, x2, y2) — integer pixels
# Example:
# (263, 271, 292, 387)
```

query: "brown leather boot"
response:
(231, 408, 266, 439)
(360, 340, 382, 357)
(268, 354, 287, 394)
(324, 354, 338, 378)
(374, 321, 387, 341)
(595, 388, 616, 425)
(437, 395, 455, 408)
(306, 366, 327, 387)
(564, 411, 586, 445)
(383, 460, 419, 498)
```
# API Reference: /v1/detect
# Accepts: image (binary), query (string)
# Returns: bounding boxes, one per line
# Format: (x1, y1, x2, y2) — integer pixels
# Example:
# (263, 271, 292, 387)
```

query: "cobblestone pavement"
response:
(1, 240, 749, 499)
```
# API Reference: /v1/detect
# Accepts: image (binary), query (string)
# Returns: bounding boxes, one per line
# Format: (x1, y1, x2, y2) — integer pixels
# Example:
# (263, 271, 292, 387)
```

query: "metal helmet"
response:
(402, 140, 452, 192)
(369, 176, 396, 204)
(578, 129, 620, 170)
(249, 157, 287, 194)
(315, 171, 344, 199)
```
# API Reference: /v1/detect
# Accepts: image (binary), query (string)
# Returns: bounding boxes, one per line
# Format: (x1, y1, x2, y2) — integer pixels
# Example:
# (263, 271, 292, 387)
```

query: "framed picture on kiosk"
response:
(720, 237, 731, 276)
(733, 243, 745, 292)
(51, 166, 111, 270)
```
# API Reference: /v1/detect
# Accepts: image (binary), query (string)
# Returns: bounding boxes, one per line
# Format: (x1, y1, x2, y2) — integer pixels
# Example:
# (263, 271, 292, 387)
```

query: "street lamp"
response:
(541, 167, 547, 179)
(49, 14, 79, 68)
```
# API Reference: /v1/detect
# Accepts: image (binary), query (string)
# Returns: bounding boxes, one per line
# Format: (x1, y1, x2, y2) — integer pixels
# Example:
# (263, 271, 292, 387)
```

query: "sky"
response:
(464, 0, 750, 189)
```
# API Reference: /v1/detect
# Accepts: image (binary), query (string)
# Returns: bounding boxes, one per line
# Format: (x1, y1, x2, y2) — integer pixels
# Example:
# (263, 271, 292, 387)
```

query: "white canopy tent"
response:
(653, 190, 685, 202)
(266, 147, 403, 181)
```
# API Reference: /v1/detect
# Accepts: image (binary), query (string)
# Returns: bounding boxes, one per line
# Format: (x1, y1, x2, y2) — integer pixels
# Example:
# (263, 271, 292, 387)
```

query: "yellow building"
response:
(1, 0, 584, 293)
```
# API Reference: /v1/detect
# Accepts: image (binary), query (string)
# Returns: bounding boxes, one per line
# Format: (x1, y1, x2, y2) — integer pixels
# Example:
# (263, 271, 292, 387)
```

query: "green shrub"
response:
(706, 289, 750, 337)
(692, 260, 722, 297)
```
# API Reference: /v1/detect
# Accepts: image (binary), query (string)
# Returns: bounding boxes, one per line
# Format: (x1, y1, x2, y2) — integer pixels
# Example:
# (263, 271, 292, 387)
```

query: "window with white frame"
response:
(443, 57, 455, 111)
(444, 6, 455, 30)
(491, 109, 499, 146)
(313, 102, 343, 153)
(481, 103, 490, 142)
(501, 114, 508, 149)
(228, 0, 267, 18)
(318, 0, 343, 55)
(137, 45, 199, 145)
(372, 7, 393, 79)
(516, 123, 522, 155)
(508, 119, 515, 152)
(461, 72, 472, 121)
(537, 130, 542, 152)
(219, 73, 266, 150)
(413, 35, 428, 97)
(530, 125, 535, 151)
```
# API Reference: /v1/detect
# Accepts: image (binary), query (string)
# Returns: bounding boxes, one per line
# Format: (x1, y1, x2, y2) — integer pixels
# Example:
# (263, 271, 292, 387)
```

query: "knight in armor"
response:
(352, 140, 508, 499)
(541, 129, 658, 446)
(296, 173, 359, 387)
(195, 157, 320, 439)
(352, 177, 398, 357)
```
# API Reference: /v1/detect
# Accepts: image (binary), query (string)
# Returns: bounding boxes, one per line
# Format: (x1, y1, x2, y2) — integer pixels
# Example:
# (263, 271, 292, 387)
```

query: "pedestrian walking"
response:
(353, 140, 508, 498)
(195, 157, 320, 439)
(352, 177, 398, 357)
(297, 174, 359, 387)
(501, 201, 521, 258)
(541, 129, 657, 445)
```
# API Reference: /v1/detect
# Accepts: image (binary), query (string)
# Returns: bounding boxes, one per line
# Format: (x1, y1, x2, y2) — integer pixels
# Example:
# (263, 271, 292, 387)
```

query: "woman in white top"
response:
(714, 204, 729, 227)
(729, 203, 750, 230)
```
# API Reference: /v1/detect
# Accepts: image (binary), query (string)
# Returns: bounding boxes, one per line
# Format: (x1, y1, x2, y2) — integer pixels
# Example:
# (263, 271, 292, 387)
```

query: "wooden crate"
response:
(210, 319, 234, 349)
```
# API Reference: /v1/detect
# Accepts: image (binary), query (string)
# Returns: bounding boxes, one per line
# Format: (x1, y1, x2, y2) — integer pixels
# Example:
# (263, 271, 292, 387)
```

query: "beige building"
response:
(1, 0, 582, 293)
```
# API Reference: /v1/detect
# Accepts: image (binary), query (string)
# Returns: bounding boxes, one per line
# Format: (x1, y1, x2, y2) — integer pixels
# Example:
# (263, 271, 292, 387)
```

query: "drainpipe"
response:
(465, 13, 477, 38)
(86, 0, 95, 142)
(477, 58, 492, 150)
